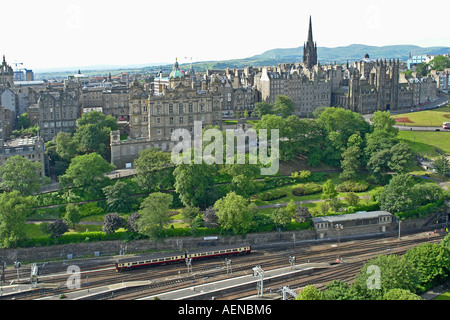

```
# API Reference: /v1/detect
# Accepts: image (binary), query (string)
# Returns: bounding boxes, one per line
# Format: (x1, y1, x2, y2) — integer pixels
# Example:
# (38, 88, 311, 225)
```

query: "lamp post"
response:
(335, 224, 343, 263)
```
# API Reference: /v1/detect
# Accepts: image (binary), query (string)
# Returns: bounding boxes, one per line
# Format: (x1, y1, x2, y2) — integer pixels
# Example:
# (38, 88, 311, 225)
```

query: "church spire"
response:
(303, 16, 317, 70)
(307, 15, 313, 43)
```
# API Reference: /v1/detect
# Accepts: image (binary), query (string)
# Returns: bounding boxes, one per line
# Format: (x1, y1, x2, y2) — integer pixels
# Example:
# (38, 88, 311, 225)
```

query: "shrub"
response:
(292, 183, 322, 196)
(336, 180, 369, 193)
(261, 190, 287, 201)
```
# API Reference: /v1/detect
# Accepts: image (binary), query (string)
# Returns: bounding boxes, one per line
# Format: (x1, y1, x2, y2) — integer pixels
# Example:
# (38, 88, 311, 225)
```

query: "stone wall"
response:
(0, 230, 316, 265)
(1, 210, 446, 265)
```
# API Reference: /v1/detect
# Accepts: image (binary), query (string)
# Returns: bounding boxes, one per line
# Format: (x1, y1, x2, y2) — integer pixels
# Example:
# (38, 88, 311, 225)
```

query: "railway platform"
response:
(137, 262, 330, 300)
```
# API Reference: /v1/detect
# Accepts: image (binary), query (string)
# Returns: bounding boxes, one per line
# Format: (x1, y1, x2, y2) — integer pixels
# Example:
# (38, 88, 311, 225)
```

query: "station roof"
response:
(311, 211, 392, 224)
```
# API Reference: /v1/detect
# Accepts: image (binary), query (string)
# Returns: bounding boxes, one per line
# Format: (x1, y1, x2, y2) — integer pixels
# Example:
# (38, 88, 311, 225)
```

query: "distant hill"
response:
(35, 44, 450, 78)
(250, 44, 450, 63)
(188, 44, 450, 70)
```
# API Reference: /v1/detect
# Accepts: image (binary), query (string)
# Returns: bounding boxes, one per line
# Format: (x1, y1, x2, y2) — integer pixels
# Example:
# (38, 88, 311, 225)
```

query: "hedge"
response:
(261, 190, 287, 201)
(292, 183, 322, 196)
(395, 199, 446, 220)
(336, 180, 370, 193)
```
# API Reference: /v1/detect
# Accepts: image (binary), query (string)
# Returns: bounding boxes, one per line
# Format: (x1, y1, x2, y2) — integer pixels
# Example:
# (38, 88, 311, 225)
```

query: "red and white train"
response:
(115, 245, 251, 271)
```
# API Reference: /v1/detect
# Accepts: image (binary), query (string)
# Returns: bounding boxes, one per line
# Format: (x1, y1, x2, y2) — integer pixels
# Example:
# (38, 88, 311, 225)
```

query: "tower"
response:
(303, 16, 318, 70)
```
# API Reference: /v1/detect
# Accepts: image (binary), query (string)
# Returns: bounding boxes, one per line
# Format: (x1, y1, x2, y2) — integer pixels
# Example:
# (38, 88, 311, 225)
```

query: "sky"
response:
(1, 0, 449, 71)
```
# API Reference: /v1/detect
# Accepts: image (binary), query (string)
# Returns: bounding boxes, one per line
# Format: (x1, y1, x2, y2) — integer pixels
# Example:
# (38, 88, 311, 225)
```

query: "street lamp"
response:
(335, 224, 343, 263)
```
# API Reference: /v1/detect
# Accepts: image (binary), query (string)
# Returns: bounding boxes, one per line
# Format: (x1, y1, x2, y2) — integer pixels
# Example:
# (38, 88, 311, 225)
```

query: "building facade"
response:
(0, 136, 45, 177)
(38, 78, 82, 141)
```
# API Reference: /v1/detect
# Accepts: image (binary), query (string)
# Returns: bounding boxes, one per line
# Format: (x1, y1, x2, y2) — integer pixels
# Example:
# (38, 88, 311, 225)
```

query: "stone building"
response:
(102, 85, 130, 121)
(111, 59, 223, 169)
(0, 55, 14, 89)
(255, 65, 332, 117)
(37, 77, 82, 141)
(0, 136, 45, 177)
(332, 55, 437, 113)
(253, 17, 332, 117)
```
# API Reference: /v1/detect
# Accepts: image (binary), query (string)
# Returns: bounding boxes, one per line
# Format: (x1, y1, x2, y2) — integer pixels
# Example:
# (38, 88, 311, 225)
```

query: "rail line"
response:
(0, 231, 444, 300)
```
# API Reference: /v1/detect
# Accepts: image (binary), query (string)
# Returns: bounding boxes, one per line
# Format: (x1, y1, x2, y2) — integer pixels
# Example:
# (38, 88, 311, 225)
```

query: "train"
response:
(115, 245, 251, 271)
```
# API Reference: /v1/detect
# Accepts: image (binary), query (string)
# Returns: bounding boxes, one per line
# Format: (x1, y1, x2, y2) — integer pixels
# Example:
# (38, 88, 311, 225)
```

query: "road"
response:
(362, 93, 449, 132)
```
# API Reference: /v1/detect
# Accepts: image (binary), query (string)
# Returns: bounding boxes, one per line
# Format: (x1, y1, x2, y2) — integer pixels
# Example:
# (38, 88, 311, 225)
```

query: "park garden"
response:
(0, 104, 449, 250)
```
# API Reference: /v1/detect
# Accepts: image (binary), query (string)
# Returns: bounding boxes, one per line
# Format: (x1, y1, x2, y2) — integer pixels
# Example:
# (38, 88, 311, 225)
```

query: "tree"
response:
(55, 132, 79, 162)
(63, 203, 81, 228)
(340, 133, 363, 181)
(293, 206, 311, 223)
(415, 62, 428, 77)
(388, 142, 414, 173)
(182, 206, 201, 227)
(74, 124, 111, 158)
(102, 181, 135, 213)
(353, 254, 419, 300)
(321, 179, 338, 201)
(59, 153, 114, 197)
(273, 95, 295, 118)
(213, 192, 253, 235)
(134, 148, 174, 192)
(402, 243, 450, 292)
(367, 148, 391, 183)
(383, 289, 422, 300)
(345, 192, 360, 207)
(137, 192, 173, 238)
(226, 162, 260, 197)
(316, 107, 370, 167)
(127, 212, 140, 233)
(428, 55, 450, 71)
(271, 208, 291, 229)
(0, 191, 33, 248)
(17, 112, 30, 129)
(323, 280, 365, 300)
(74, 111, 118, 160)
(47, 219, 69, 238)
(253, 102, 273, 118)
(295, 285, 324, 300)
(379, 174, 416, 213)
(365, 111, 398, 159)
(173, 162, 216, 209)
(0, 155, 44, 196)
(102, 213, 124, 234)
(203, 207, 219, 229)
(433, 156, 450, 177)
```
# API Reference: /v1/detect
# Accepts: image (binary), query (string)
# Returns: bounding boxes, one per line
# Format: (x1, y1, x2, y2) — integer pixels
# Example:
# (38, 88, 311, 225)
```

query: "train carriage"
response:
(115, 245, 251, 271)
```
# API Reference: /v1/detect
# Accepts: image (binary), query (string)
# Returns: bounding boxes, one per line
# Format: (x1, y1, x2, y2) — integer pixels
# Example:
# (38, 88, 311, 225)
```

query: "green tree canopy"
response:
(295, 285, 324, 300)
(59, 153, 114, 197)
(134, 148, 175, 192)
(253, 101, 273, 118)
(213, 191, 253, 235)
(272, 95, 295, 118)
(102, 181, 135, 213)
(0, 191, 34, 248)
(353, 254, 419, 300)
(316, 107, 370, 167)
(0, 155, 45, 196)
(173, 161, 216, 209)
(137, 192, 173, 238)
(402, 243, 450, 292)
(321, 179, 338, 201)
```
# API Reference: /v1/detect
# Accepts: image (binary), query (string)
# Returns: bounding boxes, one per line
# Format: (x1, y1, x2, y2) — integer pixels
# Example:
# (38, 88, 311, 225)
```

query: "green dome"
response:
(169, 58, 184, 79)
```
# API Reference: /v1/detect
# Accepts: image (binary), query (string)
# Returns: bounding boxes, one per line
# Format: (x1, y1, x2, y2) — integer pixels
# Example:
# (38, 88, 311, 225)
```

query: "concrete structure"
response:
(311, 210, 394, 239)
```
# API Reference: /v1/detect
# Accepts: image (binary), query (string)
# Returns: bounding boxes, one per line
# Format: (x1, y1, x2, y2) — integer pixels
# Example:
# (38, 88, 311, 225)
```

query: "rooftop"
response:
(311, 210, 392, 224)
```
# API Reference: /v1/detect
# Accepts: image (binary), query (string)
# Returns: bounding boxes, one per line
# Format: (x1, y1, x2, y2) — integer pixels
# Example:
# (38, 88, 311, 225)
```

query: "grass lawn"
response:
(392, 106, 450, 127)
(434, 291, 450, 300)
(398, 131, 450, 157)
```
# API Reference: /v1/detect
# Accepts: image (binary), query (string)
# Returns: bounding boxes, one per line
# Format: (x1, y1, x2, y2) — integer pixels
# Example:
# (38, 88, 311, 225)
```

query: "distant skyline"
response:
(1, 0, 449, 71)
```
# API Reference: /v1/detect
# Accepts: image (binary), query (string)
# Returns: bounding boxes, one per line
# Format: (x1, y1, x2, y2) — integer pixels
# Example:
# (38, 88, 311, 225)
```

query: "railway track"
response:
(0, 231, 444, 300)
